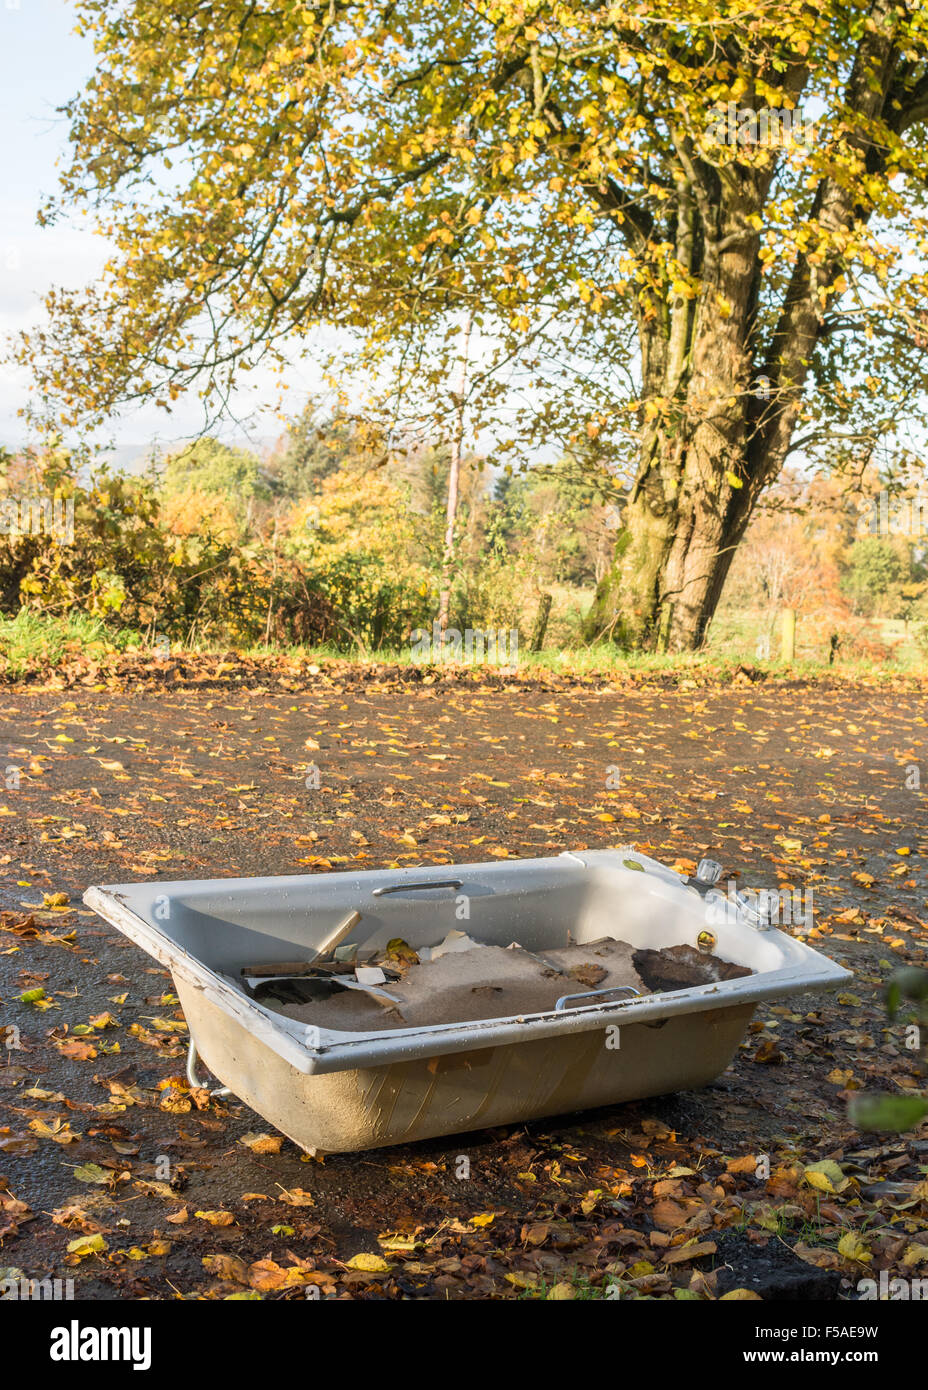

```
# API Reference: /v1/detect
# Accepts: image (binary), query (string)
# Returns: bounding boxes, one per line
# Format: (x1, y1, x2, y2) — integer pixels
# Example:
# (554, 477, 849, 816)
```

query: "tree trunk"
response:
(438, 312, 473, 632)
(584, 431, 760, 653)
(584, 4, 901, 651)
(585, 195, 773, 651)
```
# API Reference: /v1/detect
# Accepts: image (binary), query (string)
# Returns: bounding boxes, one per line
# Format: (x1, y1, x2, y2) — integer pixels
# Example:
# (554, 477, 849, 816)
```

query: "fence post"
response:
(781, 608, 796, 663)
(530, 592, 553, 653)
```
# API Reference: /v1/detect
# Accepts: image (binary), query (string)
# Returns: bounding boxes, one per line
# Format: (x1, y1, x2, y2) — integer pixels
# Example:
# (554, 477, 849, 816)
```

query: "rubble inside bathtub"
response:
(240, 929, 754, 1034)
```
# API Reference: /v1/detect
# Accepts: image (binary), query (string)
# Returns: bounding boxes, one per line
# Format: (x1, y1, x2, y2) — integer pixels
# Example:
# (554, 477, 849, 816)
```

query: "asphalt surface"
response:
(0, 679, 926, 1299)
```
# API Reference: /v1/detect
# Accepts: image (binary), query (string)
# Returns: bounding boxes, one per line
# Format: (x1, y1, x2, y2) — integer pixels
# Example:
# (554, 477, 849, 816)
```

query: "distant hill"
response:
(100, 436, 279, 476)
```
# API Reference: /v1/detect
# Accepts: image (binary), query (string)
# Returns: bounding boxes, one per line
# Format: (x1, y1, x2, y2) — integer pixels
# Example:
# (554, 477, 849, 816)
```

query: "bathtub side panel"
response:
(175, 976, 754, 1153)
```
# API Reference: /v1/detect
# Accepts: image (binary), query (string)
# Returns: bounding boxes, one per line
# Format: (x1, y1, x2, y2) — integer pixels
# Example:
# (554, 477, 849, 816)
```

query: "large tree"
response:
(18, 0, 928, 648)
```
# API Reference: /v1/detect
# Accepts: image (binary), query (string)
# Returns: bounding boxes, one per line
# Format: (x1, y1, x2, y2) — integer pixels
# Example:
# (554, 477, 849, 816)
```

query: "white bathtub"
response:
(84, 850, 851, 1153)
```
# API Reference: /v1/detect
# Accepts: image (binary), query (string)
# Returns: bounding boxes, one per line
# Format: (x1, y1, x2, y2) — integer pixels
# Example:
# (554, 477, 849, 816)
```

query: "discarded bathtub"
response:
(84, 850, 851, 1153)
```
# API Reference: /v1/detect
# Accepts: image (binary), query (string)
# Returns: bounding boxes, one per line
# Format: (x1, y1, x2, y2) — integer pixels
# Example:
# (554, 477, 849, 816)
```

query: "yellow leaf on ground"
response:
(837, 1232, 871, 1264)
(344, 1252, 392, 1273)
(248, 1259, 327, 1292)
(662, 1240, 717, 1265)
(277, 1187, 315, 1207)
(239, 1132, 284, 1154)
(802, 1160, 851, 1194)
(202, 1254, 249, 1283)
(66, 1234, 107, 1258)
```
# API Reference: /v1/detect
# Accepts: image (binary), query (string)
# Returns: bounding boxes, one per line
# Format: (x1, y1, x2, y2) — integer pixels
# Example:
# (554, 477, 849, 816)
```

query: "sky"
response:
(0, 0, 316, 457)
(0, 2, 592, 471)
(0, 0, 97, 444)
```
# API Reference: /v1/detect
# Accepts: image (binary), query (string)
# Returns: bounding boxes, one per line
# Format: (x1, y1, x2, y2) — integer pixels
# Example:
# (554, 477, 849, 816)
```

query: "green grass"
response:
(249, 643, 924, 681)
(0, 610, 142, 675)
(1, 609, 925, 681)
(516, 1268, 623, 1300)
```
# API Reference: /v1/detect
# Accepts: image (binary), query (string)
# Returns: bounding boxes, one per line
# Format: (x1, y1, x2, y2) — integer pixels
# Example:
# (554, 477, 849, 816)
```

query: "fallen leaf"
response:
(837, 1231, 871, 1264)
(802, 1160, 851, 1195)
(66, 1233, 107, 1259)
(240, 1132, 284, 1154)
(662, 1240, 717, 1265)
(277, 1187, 316, 1208)
(344, 1252, 392, 1273)
(73, 1163, 111, 1185)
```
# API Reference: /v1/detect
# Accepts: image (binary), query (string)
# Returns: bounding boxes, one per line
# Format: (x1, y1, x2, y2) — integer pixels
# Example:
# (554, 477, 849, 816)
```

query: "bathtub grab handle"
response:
(372, 879, 463, 897)
(186, 1035, 233, 1098)
(555, 984, 641, 1011)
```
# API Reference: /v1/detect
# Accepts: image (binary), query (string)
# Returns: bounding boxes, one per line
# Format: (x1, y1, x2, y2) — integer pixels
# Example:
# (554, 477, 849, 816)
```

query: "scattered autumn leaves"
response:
(1, 679, 926, 1298)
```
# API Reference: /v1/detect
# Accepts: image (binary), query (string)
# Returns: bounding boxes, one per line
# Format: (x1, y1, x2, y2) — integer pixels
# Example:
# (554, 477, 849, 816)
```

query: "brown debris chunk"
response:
(266, 934, 751, 1033)
(633, 943, 753, 992)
